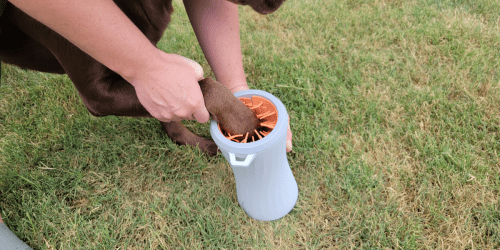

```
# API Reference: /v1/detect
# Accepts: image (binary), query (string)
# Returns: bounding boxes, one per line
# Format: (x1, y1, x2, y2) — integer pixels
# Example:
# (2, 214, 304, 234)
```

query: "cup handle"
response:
(229, 153, 255, 167)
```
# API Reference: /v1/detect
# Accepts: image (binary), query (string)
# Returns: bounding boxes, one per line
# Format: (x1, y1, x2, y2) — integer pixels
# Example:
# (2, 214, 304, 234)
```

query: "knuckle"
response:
(176, 110, 192, 119)
(160, 112, 173, 121)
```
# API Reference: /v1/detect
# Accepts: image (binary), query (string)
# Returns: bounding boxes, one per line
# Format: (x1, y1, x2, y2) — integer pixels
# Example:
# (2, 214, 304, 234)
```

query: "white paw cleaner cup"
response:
(210, 89, 299, 221)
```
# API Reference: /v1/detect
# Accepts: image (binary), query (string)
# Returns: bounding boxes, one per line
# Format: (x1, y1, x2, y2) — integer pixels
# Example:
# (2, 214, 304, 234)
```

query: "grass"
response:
(1, 0, 500, 248)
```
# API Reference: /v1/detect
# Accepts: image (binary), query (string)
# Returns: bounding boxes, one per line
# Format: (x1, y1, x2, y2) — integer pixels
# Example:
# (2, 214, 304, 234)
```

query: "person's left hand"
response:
(231, 86, 293, 152)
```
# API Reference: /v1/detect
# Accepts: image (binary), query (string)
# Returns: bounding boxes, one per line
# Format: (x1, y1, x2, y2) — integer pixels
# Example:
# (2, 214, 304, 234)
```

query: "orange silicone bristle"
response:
(249, 101, 264, 110)
(239, 132, 248, 143)
(239, 97, 253, 107)
(226, 133, 243, 141)
(254, 129, 262, 140)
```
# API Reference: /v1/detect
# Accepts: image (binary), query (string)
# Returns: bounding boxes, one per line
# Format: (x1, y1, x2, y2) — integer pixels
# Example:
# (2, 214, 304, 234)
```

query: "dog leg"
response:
(161, 121, 218, 156)
(0, 12, 64, 74)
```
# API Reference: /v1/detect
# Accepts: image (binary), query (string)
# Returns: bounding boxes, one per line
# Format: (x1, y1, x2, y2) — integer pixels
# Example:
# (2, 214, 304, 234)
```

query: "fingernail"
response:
(286, 140, 293, 151)
(182, 57, 204, 79)
(204, 106, 211, 123)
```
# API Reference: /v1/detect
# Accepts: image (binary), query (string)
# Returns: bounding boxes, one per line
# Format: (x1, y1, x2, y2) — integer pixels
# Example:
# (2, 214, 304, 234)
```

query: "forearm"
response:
(8, 0, 158, 82)
(184, 0, 248, 92)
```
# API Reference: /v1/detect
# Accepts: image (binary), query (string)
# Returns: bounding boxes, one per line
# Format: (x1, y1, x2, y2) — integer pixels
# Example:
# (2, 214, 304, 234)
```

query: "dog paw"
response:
(200, 139, 219, 157)
(160, 121, 219, 156)
(199, 77, 260, 138)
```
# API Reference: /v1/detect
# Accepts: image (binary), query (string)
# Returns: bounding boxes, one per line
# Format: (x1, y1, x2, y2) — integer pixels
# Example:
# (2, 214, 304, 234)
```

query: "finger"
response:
(157, 114, 181, 123)
(158, 117, 181, 123)
(157, 118, 171, 123)
(151, 112, 170, 123)
(193, 106, 210, 123)
(286, 115, 292, 152)
(179, 56, 204, 81)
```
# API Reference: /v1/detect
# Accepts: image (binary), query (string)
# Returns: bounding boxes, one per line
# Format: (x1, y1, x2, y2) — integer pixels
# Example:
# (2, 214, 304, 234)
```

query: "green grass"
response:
(1, 0, 500, 248)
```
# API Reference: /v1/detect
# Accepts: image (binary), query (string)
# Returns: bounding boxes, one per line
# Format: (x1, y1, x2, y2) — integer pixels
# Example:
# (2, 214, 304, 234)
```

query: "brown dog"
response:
(0, 0, 285, 156)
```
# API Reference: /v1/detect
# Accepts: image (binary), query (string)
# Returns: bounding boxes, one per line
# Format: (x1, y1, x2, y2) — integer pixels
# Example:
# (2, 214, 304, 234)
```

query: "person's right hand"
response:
(124, 51, 210, 123)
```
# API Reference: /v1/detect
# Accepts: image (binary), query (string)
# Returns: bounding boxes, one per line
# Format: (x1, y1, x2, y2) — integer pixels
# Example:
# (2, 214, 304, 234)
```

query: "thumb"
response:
(193, 106, 210, 124)
(179, 56, 204, 81)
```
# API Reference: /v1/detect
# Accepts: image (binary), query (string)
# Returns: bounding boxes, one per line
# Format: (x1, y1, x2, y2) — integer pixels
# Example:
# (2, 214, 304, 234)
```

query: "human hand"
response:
(125, 51, 210, 123)
(231, 85, 293, 152)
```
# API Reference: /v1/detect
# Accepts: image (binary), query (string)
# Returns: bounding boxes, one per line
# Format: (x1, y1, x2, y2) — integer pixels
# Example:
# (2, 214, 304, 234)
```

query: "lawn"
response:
(1, 0, 500, 249)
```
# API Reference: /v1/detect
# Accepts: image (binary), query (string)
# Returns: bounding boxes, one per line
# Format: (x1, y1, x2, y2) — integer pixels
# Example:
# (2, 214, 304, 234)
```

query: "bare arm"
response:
(8, 0, 156, 79)
(184, 0, 293, 151)
(8, 0, 209, 123)
(184, 0, 249, 93)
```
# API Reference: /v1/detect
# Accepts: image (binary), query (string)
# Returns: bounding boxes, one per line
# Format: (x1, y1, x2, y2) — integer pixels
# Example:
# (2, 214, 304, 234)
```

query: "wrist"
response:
(115, 45, 160, 84)
(216, 76, 248, 93)
(229, 84, 250, 93)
